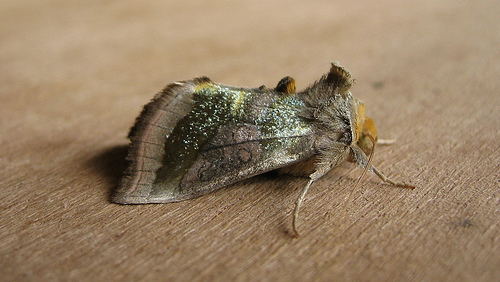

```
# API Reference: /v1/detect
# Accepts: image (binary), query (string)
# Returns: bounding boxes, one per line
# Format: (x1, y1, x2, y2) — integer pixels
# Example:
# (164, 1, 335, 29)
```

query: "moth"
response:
(113, 63, 413, 236)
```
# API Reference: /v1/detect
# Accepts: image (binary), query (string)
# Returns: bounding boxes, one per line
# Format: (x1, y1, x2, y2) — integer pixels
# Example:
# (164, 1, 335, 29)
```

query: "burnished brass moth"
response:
(113, 63, 413, 236)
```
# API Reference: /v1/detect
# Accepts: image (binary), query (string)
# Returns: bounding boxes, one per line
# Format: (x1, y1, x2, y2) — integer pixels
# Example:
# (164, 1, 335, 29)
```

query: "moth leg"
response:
(275, 76, 296, 94)
(372, 166, 415, 189)
(291, 143, 350, 237)
(355, 135, 414, 189)
(292, 166, 330, 237)
(292, 177, 315, 237)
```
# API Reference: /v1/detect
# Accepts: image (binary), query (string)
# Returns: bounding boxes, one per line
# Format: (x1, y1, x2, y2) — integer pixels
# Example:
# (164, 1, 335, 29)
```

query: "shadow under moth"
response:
(113, 63, 413, 236)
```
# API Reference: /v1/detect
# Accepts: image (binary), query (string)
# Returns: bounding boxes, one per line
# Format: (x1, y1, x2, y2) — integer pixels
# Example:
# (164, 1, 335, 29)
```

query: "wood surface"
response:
(1, 1, 499, 281)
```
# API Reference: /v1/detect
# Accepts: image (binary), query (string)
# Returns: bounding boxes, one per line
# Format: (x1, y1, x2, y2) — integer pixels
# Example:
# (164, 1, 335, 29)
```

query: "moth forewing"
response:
(114, 76, 318, 204)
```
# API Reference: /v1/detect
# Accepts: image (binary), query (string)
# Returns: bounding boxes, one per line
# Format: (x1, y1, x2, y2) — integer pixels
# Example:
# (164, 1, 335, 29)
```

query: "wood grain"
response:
(1, 1, 499, 280)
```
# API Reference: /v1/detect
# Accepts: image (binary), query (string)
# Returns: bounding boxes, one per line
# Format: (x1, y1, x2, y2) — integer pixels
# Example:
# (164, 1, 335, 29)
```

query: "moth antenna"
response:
(338, 135, 376, 224)
(292, 178, 314, 237)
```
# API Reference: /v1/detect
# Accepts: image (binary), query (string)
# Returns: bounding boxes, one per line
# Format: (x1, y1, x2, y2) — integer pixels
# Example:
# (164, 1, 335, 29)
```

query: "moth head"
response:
(354, 102, 378, 156)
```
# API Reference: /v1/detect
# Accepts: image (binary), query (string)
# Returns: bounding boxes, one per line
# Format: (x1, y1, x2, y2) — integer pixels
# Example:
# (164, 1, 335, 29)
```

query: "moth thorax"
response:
(354, 102, 378, 156)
